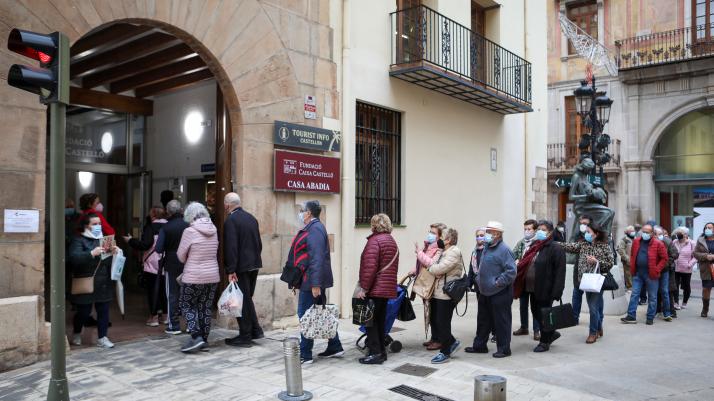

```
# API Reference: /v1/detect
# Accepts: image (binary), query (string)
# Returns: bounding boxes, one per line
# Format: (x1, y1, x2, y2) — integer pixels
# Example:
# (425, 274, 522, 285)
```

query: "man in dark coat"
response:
(155, 200, 189, 334)
(223, 192, 264, 347)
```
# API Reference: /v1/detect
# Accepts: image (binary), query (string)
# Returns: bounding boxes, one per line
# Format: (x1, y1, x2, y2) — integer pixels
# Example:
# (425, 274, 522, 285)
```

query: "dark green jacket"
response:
(69, 235, 114, 305)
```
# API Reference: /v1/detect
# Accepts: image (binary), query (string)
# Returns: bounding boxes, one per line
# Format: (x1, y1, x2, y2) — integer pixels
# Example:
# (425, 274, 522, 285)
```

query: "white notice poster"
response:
(4, 209, 40, 233)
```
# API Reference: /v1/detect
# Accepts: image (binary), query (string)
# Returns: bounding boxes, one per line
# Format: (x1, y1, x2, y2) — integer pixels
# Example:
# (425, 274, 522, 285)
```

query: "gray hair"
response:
(675, 226, 689, 235)
(301, 200, 321, 218)
(184, 202, 209, 223)
(166, 200, 182, 216)
(625, 225, 635, 232)
(443, 227, 459, 245)
(224, 192, 241, 207)
(654, 225, 664, 234)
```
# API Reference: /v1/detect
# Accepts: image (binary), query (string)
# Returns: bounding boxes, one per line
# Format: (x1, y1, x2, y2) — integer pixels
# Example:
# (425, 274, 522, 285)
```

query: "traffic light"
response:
(7, 29, 69, 104)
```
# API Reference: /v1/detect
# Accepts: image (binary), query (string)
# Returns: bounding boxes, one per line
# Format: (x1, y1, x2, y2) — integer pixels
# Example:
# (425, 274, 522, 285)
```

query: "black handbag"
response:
(352, 298, 375, 327)
(601, 271, 619, 291)
(443, 274, 470, 304)
(280, 261, 304, 289)
(540, 300, 578, 331)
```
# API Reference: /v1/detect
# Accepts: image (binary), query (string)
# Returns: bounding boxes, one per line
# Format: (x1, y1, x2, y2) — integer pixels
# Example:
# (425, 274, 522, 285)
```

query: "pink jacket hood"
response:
(191, 217, 217, 236)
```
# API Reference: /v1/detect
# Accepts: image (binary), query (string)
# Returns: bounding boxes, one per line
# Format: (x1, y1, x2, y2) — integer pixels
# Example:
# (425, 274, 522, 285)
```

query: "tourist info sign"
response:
(274, 150, 340, 194)
(274, 121, 341, 152)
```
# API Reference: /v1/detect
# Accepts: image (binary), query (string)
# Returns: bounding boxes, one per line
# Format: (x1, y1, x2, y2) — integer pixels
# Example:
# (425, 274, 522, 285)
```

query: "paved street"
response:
(2, 294, 713, 401)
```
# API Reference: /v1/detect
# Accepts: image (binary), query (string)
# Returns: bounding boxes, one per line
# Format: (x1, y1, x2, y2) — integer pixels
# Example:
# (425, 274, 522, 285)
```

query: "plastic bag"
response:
(218, 282, 243, 317)
(111, 249, 126, 281)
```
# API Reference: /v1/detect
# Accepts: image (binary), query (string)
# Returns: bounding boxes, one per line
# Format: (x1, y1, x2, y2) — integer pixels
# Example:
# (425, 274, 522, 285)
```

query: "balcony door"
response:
(396, 0, 423, 64)
(564, 96, 583, 168)
(692, 0, 714, 54)
(471, 1, 486, 83)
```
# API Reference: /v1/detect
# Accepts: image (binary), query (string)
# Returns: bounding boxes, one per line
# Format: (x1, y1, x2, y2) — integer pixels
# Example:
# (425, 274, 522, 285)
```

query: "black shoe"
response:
(465, 346, 489, 354)
(549, 331, 562, 345)
(638, 300, 647, 305)
(225, 336, 253, 347)
(381, 353, 388, 361)
(358, 354, 385, 365)
(318, 349, 345, 358)
(181, 337, 206, 353)
(490, 335, 497, 343)
(252, 332, 265, 340)
(646, 319, 654, 325)
(493, 350, 511, 358)
(533, 343, 550, 353)
(621, 315, 637, 324)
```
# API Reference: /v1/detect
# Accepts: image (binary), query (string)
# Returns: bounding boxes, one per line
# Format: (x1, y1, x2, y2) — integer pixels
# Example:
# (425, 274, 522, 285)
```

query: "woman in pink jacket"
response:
(177, 202, 220, 353)
(672, 227, 697, 310)
(410, 223, 445, 350)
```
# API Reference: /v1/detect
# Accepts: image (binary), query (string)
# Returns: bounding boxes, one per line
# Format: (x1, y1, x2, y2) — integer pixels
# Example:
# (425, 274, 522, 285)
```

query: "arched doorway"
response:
(653, 108, 714, 233)
(56, 20, 238, 345)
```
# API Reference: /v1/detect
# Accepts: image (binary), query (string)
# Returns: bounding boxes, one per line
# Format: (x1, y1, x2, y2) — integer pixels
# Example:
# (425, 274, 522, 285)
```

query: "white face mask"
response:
(297, 212, 306, 225)
(579, 224, 587, 233)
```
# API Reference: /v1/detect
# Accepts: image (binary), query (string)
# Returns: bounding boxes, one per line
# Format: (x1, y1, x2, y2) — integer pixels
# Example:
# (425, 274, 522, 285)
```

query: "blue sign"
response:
(201, 163, 215, 173)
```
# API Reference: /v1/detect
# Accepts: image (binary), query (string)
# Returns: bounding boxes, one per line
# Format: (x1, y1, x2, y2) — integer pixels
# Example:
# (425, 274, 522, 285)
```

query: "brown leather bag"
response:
(71, 259, 102, 295)
(412, 268, 436, 300)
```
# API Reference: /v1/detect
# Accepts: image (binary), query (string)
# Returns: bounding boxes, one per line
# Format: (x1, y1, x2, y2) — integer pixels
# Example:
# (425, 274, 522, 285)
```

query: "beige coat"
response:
(693, 235, 713, 281)
(428, 245, 465, 300)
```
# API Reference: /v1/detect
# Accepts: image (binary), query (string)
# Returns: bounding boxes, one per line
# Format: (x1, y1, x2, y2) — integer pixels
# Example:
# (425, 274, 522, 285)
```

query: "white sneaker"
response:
(71, 334, 82, 346)
(682, 303, 687, 309)
(97, 337, 115, 348)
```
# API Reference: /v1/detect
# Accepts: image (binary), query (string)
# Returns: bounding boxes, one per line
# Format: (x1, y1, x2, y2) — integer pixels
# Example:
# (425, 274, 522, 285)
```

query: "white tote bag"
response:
(110, 249, 126, 281)
(579, 262, 605, 293)
(299, 303, 339, 339)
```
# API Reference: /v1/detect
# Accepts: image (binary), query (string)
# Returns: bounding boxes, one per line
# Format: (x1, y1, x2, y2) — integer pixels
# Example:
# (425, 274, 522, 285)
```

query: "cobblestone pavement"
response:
(2, 295, 714, 401)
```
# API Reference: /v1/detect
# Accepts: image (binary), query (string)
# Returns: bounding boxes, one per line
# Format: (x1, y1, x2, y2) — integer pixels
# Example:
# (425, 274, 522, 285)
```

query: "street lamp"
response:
(572, 76, 613, 184)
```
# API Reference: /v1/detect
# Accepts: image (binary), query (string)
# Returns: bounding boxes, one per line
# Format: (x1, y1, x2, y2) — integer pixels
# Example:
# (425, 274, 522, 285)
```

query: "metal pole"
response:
(474, 375, 507, 401)
(278, 337, 312, 401)
(47, 100, 69, 401)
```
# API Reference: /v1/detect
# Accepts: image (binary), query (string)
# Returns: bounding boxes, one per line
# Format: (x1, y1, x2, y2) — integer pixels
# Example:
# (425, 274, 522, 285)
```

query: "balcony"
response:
(390, 6, 532, 115)
(615, 22, 714, 70)
(547, 139, 621, 175)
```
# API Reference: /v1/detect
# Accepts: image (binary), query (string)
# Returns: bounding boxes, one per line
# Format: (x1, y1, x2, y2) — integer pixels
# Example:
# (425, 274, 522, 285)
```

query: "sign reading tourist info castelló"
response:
(274, 121, 341, 152)
(274, 150, 340, 194)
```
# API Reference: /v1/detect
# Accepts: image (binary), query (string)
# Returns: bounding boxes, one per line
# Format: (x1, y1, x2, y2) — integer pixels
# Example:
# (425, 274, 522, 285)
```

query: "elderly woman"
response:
(672, 227, 696, 310)
(177, 202, 220, 353)
(356, 214, 399, 365)
(410, 222, 446, 349)
(561, 223, 614, 344)
(69, 213, 118, 348)
(417, 227, 464, 364)
(693, 222, 714, 317)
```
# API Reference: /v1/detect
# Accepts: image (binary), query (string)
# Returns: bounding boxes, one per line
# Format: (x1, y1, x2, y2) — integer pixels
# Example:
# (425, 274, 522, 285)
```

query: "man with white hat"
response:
(465, 221, 517, 358)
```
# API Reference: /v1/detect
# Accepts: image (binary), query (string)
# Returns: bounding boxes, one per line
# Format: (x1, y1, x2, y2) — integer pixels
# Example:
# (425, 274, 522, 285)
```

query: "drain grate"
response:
(392, 363, 437, 377)
(389, 385, 455, 401)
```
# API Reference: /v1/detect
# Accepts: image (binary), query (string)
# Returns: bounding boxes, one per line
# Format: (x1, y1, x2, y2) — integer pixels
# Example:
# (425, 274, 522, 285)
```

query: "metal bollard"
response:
(278, 337, 313, 401)
(474, 375, 507, 401)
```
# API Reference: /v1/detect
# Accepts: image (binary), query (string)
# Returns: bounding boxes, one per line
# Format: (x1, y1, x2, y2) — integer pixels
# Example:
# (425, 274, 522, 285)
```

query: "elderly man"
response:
(465, 221, 516, 358)
(155, 200, 189, 335)
(617, 226, 636, 289)
(223, 192, 264, 347)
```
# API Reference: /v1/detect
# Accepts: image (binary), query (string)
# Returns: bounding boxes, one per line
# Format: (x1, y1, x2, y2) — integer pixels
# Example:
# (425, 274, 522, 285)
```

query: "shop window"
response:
(567, 1, 598, 55)
(692, 0, 714, 50)
(355, 102, 402, 225)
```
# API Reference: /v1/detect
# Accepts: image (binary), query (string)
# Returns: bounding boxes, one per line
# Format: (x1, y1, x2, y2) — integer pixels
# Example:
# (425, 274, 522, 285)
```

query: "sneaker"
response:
(620, 315, 637, 324)
(96, 337, 114, 348)
(318, 349, 345, 358)
(646, 319, 654, 325)
(181, 337, 205, 353)
(490, 335, 497, 343)
(300, 358, 313, 365)
(663, 316, 673, 322)
(655, 313, 663, 319)
(71, 334, 82, 346)
(449, 340, 461, 355)
(431, 352, 450, 364)
(200, 342, 210, 352)
(674, 303, 681, 310)
(164, 329, 182, 335)
(682, 303, 687, 309)
(145, 316, 159, 327)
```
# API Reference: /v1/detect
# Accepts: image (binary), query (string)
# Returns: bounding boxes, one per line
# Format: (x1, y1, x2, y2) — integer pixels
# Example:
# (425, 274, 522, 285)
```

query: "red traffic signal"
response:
(6, 29, 68, 104)
(8, 29, 57, 65)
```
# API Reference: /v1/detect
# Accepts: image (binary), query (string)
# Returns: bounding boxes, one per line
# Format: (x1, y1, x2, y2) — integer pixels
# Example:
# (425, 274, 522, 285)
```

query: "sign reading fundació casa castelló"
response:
(274, 150, 340, 194)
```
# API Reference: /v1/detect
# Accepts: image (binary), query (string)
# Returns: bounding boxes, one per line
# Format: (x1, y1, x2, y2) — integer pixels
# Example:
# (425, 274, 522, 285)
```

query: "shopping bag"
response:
(579, 262, 604, 293)
(300, 301, 339, 339)
(351, 298, 375, 326)
(540, 301, 577, 331)
(217, 282, 243, 318)
(412, 268, 436, 299)
(110, 249, 126, 281)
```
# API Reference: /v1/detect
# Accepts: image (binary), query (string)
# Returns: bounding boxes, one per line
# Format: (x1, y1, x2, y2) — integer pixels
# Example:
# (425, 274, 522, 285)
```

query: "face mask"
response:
(524, 230, 534, 240)
(641, 233, 651, 241)
(584, 233, 593, 243)
(627, 232, 635, 239)
(579, 224, 587, 233)
(426, 233, 437, 244)
(557, 227, 564, 233)
(674, 234, 683, 240)
(297, 212, 305, 225)
(94, 202, 104, 213)
(90, 224, 103, 238)
(657, 235, 664, 241)
(705, 228, 714, 237)
(535, 230, 548, 241)
(64, 208, 75, 216)
(483, 233, 493, 244)
(476, 236, 485, 243)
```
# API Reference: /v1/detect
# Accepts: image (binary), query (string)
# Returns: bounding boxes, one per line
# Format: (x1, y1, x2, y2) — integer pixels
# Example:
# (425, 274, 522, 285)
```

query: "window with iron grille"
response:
(567, 1, 598, 55)
(355, 102, 402, 225)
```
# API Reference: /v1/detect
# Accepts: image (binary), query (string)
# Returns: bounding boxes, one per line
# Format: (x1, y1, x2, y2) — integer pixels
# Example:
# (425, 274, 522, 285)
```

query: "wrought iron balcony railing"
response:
(390, 5, 532, 114)
(615, 22, 714, 69)
(547, 139, 621, 173)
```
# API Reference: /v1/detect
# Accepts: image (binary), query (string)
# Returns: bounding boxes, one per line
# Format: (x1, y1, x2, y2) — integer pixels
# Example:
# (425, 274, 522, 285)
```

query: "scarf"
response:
(513, 236, 551, 299)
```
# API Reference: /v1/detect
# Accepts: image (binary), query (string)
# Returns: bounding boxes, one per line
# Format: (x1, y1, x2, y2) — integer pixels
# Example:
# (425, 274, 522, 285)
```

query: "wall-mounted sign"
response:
(274, 121, 341, 152)
(201, 163, 215, 173)
(490, 148, 497, 172)
(274, 150, 340, 194)
(304, 95, 317, 120)
(4, 209, 39, 233)
(554, 175, 602, 188)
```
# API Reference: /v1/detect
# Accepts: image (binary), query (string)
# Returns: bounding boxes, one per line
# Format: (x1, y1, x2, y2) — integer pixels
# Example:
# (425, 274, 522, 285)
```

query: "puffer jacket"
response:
(359, 232, 399, 299)
(128, 218, 167, 274)
(177, 217, 220, 284)
(674, 238, 697, 273)
(424, 245, 464, 300)
(69, 234, 114, 305)
(693, 235, 714, 281)
(629, 237, 668, 280)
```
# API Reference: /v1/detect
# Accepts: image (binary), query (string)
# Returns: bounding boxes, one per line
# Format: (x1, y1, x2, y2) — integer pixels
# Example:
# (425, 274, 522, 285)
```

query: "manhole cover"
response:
(392, 363, 437, 378)
(389, 385, 454, 401)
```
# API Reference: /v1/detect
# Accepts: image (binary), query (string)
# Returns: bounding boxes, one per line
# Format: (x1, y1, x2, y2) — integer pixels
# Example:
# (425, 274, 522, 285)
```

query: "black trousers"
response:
(236, 270, 263, 341)
(430, 298, 456, 355)
(145, 272, 167, 316)
(530, 299, 554, 344)
(365, 297, 388, 356)
(674, 272, 692, 304)
(473, 286, 512, 353)
(73, 302, 110, 338)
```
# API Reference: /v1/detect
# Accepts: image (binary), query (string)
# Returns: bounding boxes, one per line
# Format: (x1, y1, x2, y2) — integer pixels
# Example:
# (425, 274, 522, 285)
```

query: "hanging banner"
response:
(274, 121, 341, 152)
(274, 150, 340, 194)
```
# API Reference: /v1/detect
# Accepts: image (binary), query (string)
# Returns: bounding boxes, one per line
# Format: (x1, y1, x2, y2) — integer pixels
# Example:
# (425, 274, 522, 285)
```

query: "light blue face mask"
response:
(426, 233, 437, 244)
(657, 235, 664, 241)
(535, 230, 548, 241)
(705, 228, 714, 237)
(484, 233, 493, 244)
(90, 224, 103, 238)
(641, 233, 652, 241)
(584, 233, 593, 243)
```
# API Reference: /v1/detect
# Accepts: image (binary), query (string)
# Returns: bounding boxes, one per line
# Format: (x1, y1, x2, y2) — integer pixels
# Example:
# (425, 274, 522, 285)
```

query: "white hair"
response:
(224, 192, 241, 207)
(654, 225, 664, 234)
(166, 200, 182, 216)
(676, 226, 689, 235)
(625, 225, 635, 231)
(184, 202, 209, 223)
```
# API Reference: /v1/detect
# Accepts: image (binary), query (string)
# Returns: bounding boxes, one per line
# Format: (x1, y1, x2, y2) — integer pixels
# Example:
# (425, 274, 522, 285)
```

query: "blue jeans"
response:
(658, 270, 671, 317)
(627, 272, 659, 320)
(519, 293, 540, 332)
(297, 290, 342, 360)
(585, 291, 604, 335)
(572, 287, 584, 323)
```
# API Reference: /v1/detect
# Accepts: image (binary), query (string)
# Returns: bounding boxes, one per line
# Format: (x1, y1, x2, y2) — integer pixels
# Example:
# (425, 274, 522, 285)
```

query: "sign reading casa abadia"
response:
(274, 150, 340, 194)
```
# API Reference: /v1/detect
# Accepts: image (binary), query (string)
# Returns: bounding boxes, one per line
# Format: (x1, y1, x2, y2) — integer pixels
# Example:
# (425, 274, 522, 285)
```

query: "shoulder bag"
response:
(443, 256, 470, 316)
(71, 258, 102, 295)
(352, 249, 399, 326)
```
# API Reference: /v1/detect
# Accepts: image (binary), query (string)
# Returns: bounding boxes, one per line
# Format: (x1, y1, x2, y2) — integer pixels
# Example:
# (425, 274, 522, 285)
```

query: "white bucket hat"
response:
(485, 221, 505, 232)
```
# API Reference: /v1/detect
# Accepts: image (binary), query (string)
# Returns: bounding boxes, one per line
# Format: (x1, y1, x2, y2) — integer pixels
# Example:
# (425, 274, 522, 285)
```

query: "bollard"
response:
(278, 337, 313, 401)
(474, 375, 507, 401)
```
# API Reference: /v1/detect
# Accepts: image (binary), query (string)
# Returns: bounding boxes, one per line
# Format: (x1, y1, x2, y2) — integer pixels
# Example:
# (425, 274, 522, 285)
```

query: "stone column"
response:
(623, 160, 655, 224)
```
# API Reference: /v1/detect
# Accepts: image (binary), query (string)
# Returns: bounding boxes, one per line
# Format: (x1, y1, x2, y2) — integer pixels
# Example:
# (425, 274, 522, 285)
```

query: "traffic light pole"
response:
(47, 100, 69, 401)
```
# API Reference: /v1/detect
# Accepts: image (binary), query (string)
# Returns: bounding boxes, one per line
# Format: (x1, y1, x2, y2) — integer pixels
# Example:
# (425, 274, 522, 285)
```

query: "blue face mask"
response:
(64, 208, 75, 216)
(584, 233, 593, 243)
(90, 224, 103, 238)
(657, 235, 664, 241)
(484, 233, 493, 244)
(535, 230, 548, 241)
(426, 233, 437, 244)
(641, 233, 652, 241)
(705, 228, 714, 237)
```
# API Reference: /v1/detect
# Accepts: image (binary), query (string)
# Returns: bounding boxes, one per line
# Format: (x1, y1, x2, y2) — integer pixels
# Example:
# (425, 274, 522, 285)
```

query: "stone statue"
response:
(568, 157, 615, 241)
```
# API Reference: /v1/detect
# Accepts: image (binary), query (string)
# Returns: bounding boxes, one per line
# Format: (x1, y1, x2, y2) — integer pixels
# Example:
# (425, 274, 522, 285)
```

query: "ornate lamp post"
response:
(573, 77, 613, 184)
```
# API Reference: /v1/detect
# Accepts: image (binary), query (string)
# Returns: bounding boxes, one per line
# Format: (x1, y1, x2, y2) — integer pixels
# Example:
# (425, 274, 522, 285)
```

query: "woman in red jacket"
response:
(79, 193, 115, 236)
(356, 213, 399, 365)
